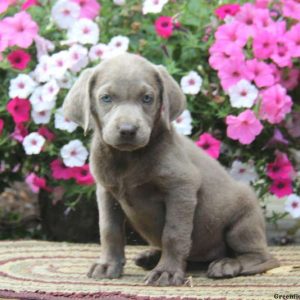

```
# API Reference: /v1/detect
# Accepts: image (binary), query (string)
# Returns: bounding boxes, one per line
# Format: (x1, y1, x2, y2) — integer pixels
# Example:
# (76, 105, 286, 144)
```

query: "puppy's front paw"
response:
(144, 266, 185, 286)
(207, 257, 242, 278)
(87, 260, 123, 279)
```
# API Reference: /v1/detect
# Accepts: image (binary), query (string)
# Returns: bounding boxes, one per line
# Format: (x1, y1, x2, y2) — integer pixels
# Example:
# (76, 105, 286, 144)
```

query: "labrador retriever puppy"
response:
(63, 53, 280, 286)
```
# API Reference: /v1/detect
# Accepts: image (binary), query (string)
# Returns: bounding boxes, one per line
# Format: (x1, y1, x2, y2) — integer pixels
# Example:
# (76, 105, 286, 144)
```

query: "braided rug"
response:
(0, 240, 299, 300)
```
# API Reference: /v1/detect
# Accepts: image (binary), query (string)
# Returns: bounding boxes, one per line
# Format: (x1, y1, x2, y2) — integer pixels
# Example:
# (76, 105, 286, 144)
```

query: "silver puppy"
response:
(63, 53, 280, 286)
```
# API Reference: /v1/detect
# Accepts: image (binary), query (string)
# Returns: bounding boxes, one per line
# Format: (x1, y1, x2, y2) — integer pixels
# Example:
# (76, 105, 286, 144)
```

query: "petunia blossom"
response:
(226, 109, 263, 144)
(285, 194, 300, 218)
(228, 79, 258, 108)
(22, 132, 45, 155)
(143, 0, 168, 14)
(195, 133, 221, 159)
(71, 0, 100, 19)
(73, 164, 95, 185)
(0, 119, 4, 136)
(7, 98, 31, 124)
(215, 4, 240, 20)
(10, 123, 28, 142)
(172, 110, 192, 136)
(37, 126, 55, 142)
(155, 16, 173, 39)
(270, 178, 293, 198)
(8, 50, 31, 71)
(22, 0, 39, 10)
(50, 159, 75, 180)
(260, 84, 293, 124)
(229, 160, 258, 184)
(267, 152, 294, 180)
(1, 11, 38, 48)
(25, 172, 49, 193)
(9, 74, 37, 99)
(180, 71, 202, 95)
(60, 140, 89, 167)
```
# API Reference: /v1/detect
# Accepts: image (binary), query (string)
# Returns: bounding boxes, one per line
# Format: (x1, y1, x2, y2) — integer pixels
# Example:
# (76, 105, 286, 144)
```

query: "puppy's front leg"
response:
(145, 188, 197, 286)
(88, 185, 125, 279)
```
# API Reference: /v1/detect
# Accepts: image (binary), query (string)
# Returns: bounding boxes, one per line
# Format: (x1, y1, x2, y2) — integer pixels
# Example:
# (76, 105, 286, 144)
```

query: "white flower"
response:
(180, 71, 202, 95)
(31, 109, 52, 124)
(143, 0, 168, 14)
(60, 140, 88, 167)
(228, 79, 258, 108)
(34, 36, 55, 61)
(172, 110, 192, 135)
(114, 0, 125, 5)
(229, 160, 258, 184)
(23, 132, 46, 155)
(285, 194, 300, 219)
(49, 51, 71, 79)
(41, 79, 60, 102)
(54, 107, 78, 133)
(51, 0, 80, 29)
(69, 44, 89, 73)
(89, 43, 110, 61)
(9, 74, 37, 99)
(57, 72, 75, 89)
(67, 18, 99, 45)
(34, 55, 53, 83)
(29, 87, 56, 112)
(108, 35, 129, 56)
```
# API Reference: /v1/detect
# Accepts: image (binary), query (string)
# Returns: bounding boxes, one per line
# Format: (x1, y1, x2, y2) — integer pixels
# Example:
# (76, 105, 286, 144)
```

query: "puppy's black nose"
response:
(119, 123, 138, 138)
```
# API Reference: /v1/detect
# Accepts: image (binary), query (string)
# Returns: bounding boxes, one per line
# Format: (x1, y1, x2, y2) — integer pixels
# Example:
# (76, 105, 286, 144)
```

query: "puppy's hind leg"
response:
(208, 191, 280, 278)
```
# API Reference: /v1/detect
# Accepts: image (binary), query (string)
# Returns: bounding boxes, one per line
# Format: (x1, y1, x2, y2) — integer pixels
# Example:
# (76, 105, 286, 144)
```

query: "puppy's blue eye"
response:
(143, 94, 153, 104)
(101, 95, 112, 103)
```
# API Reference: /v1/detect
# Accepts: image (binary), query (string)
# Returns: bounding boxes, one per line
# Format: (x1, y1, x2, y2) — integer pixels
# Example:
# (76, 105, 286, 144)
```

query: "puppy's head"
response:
(63, 53, 186, 151)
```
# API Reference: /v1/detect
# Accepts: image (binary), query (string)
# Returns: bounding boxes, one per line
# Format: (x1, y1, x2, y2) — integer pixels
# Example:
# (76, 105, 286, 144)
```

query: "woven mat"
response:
(0, 241, 299, 300)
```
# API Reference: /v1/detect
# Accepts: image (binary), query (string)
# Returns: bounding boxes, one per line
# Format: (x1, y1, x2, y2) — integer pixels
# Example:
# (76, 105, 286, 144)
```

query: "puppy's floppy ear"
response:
(156, 65, 186, 129)
(63, 67, 95, 135)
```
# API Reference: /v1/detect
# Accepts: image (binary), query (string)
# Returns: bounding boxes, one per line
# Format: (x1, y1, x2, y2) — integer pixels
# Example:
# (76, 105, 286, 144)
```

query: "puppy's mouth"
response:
(112, 142, 147, 151)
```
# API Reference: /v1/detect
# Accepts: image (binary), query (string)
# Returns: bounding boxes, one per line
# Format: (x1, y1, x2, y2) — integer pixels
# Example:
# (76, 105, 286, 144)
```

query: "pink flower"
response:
(215, 21, 248, 48)
(267, 152, 294, 180)
(209, 43, 244, 71)
(271, 36, 293, 68)
(235, 3, 257, 37)
(226, 109, 263, 144)
(21, 0, 39, 10)
(7, 98, 31, 124)
(7, 49, 31, 70)
(246, 59, 274, 88)
(286, 24, 300, 58)
(25, 172, 49, 193)
(38, 126, 55, 142)
(155, 16, 173, 39)
(0, 0, 16, 14)
(71, 0, 100, 19)
(280, 68, 300, 91)
(0, 119, 4, 136)
(255, 0, 270, 8)
(214, 4, 240, 20)
(1, 12, 39, 48)
(0, 23, 9, 52)
(195, 133, 221, 159)
(260, 84, 293, 124)
(265, 128, 289, 148)
(282, 0, 300, 21)
(253, 29, 276, 60)
(50, 159, 75, 180)
(10, 123, 28, 142)
(218, 59, 250, 90)
(73, 164, 95, 185)
(270, 178, 293, 198)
